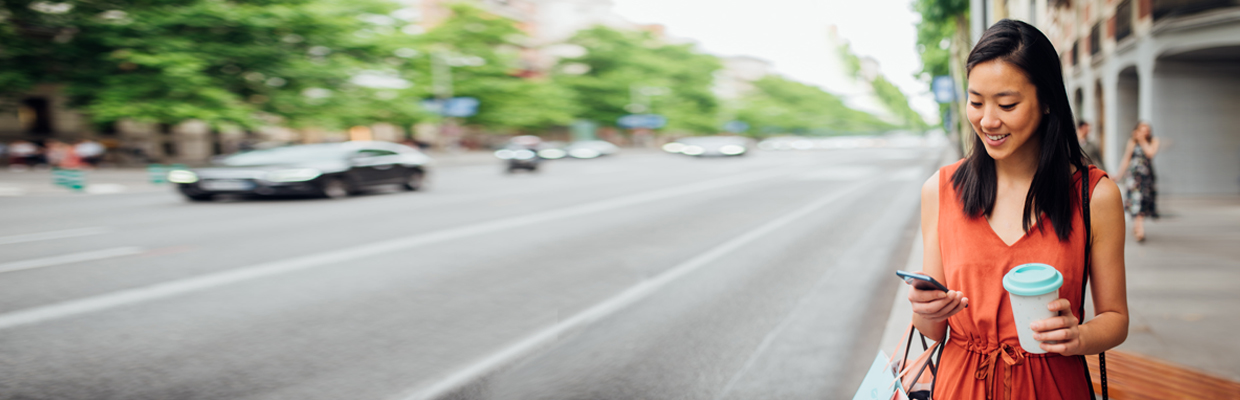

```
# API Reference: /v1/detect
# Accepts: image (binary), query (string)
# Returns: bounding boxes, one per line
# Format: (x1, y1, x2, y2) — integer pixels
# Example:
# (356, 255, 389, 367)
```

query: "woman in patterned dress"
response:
(1117, 122, 1160, 242)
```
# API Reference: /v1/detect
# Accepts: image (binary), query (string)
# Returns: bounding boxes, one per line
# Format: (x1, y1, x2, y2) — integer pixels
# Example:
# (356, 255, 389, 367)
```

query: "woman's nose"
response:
(980, 107, 1002, 131)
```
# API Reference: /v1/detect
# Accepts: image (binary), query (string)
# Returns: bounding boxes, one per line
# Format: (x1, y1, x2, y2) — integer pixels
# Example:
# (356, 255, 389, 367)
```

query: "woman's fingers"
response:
(1046, 298, 1072, 312)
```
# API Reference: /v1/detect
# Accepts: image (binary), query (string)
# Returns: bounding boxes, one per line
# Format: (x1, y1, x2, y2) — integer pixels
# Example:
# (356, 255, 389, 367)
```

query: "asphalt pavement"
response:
(0, 146, 945, 400)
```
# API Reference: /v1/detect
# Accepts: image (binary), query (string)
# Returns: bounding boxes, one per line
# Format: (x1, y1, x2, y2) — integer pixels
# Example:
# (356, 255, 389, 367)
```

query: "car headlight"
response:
(682, 145, 705, 156)
(662, 143, 686, 153)
(720, 145, 746, 155)
(168, 170, 199, 184)
(539, 149, 567, 159)
(512, 149, 537, 160)
(265, 168, 322, 182)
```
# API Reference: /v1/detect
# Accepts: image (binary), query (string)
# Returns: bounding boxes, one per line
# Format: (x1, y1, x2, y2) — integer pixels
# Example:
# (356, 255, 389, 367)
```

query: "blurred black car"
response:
(168, 141, 431, 201)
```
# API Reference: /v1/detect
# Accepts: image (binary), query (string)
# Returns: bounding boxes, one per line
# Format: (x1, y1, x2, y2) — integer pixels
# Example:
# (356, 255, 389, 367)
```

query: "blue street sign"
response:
(723, 120, 749, 133)
(932, 75, 955, 103)
(618, 114, 666, 129)
(421, 97, 480, 117)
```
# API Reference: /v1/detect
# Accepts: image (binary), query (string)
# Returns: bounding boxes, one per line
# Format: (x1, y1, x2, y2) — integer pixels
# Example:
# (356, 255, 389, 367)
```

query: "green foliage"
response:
(412, 4, 575, 132)
(872, 75, 928, 130)
(0, 0, 410, 129)
(733, 76, 894, 136)
(914, 0, 970, 119)
(554, 26, 721, 133)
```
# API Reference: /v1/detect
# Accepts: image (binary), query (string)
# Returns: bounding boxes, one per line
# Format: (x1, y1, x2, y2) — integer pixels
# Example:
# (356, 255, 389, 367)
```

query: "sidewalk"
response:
(877, 192, 1240, 395)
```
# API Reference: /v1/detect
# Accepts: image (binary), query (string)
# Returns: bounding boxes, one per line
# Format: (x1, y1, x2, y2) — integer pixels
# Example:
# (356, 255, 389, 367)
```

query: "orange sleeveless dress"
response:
(934, 160, 1106, 400)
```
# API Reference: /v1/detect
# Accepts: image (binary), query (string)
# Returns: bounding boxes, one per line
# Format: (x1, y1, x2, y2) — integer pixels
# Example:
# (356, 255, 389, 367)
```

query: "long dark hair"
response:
(952, 19, 1086, 241)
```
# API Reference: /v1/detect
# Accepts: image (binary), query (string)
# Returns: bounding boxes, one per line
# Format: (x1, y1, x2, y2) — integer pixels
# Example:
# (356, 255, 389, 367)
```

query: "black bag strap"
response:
(1078, 167, 1108, 399)
(900, 324, 948, 398)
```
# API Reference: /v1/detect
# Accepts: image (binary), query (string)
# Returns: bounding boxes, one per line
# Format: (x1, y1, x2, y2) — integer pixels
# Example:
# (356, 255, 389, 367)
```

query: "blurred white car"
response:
(663, 136, 751, 157)
(565, 140, 620, 159)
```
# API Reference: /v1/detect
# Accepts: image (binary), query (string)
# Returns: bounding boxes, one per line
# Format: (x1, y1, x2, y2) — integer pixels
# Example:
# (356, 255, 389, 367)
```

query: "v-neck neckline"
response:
(985, 214, 1042, 248)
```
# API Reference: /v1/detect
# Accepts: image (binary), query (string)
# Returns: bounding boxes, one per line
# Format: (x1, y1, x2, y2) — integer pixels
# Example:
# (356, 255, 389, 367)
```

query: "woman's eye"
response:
(1000, 103, 1017, 109)
(969, 102, 982, 107)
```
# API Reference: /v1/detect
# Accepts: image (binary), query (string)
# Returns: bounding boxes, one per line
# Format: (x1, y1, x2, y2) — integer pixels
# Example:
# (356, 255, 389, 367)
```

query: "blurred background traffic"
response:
(1, 0, 1238, 399)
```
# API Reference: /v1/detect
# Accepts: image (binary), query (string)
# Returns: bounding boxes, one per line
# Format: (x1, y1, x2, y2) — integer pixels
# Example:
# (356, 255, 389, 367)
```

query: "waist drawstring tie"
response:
(974, 343, 1025, 400)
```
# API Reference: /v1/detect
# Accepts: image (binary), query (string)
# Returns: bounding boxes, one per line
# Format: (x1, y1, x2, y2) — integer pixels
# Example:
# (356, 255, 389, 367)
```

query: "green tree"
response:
(407, 4, 575, 133)
(914, 0, 970, 145)
(554, 26, 722, 134)
(732, 75, 894, 136)
(0, 0, 411, 130)
(837, 42, 928, 130)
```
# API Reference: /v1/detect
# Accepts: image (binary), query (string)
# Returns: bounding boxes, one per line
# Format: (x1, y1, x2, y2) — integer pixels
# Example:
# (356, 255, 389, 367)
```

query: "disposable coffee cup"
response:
(1003, 263, 1064, 354)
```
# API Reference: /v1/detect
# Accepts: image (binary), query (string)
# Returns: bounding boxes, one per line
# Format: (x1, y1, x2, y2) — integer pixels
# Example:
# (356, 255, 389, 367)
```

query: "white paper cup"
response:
(1003, 263, 1064, 354)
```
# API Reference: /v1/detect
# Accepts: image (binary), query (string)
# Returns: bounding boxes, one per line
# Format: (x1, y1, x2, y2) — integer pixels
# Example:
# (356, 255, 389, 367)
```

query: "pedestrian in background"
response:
(908, 19, 1128, 399)
(45, 139, 83, 169)
(1077, 121, 1104, 171)
(75, 139, 106, 168)
(1116, 122, 1159, 242)
(8, 140, 40, 170)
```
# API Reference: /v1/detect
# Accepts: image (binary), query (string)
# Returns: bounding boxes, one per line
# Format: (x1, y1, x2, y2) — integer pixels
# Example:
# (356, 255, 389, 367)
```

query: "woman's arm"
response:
(1033, 177, 1129, 355)
(910, 171, 968, 342)
(1138, 137, 1160, 158)
(1116, 139, 1136, 180)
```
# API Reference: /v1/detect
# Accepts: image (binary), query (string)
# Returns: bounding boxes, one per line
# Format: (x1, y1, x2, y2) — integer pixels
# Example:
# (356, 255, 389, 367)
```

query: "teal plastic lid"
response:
(1002, 263, 1063, 296)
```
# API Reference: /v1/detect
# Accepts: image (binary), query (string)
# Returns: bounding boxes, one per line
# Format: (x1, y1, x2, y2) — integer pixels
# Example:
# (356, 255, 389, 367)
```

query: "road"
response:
(0, 147, 943, 400)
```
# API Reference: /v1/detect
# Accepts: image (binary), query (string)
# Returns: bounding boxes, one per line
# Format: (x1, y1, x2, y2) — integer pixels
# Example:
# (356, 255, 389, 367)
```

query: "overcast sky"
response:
(610, 0, 940, 122)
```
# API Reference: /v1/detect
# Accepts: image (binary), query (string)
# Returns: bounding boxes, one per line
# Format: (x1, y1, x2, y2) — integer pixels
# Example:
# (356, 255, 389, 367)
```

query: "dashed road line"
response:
(0, 227, 110, 245)
(0, 247, 144, 274)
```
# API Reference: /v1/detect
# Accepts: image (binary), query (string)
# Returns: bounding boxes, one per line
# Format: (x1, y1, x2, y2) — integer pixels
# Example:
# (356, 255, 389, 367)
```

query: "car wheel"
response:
(320, 178, 351, 199)
(403, 170, 425, 191)
(184, 193, 214, 202)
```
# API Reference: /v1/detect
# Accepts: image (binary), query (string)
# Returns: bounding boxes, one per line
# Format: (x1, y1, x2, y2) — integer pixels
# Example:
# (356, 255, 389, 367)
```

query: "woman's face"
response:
(1133, 123, 1151, 141)
(966, 60, 1044, 162)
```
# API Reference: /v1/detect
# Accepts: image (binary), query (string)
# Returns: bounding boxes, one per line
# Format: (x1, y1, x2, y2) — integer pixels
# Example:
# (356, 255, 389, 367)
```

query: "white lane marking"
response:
(0, 227, 110, 245)
(0, 247, 144, 274)
(713, 176, 919, 400)
(0, 186, 26, 196)
(0, 165, 805, 331)
(393, 178, 876, 400)
(85, 184, 128, 194)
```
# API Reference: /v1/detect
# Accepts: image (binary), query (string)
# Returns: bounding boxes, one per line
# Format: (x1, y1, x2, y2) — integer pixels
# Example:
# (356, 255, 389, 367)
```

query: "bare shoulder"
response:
(922, 170, 941, 198)
(1091, 176, 1124, 222)
(1091, 176, 1121, 205)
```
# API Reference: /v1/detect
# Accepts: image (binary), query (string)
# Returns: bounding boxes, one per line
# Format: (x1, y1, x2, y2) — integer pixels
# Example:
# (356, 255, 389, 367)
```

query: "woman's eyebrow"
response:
(967, 89, 1021, 97)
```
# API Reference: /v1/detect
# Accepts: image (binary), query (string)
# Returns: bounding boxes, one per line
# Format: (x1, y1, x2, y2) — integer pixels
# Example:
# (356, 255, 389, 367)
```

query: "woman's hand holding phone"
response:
(905, 271, 969, 323)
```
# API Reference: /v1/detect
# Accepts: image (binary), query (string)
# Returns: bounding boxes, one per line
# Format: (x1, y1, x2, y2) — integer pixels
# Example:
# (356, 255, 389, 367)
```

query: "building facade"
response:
(973, 0, 1240, 195)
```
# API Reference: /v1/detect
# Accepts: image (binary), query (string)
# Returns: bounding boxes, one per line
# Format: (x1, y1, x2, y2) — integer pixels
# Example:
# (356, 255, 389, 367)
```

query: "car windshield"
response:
(219, 145, 348, 166)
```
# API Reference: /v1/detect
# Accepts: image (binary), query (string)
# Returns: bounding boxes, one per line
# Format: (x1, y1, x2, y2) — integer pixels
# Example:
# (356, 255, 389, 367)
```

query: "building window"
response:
(1090, 23, 1101, 56)
(1116, 0, 1134, 42)
(1153, 0, 1237, 21)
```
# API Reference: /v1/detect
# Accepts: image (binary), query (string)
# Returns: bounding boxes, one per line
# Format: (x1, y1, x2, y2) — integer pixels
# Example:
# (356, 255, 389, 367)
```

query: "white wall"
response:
(1152, 60, 1240, 195)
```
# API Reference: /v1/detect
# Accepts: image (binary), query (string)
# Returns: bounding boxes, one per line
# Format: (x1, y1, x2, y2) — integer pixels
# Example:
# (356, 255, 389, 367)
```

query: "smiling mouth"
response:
(986, 133, 1010, 141)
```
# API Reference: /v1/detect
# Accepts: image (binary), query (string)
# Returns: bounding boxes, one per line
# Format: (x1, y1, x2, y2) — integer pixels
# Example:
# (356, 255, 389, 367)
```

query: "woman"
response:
(1117, 122, 1159, 242)
(908, 20, 1128, 399)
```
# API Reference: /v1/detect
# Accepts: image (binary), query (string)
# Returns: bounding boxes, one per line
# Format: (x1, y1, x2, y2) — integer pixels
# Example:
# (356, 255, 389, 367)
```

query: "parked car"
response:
(168, 141, 431, 201)
(663, 136, 751, 157)
(564, 140, 619, 159)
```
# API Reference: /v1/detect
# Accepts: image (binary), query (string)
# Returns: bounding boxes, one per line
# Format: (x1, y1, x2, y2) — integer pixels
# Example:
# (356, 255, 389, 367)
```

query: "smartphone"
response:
(895, 270, 950, 292)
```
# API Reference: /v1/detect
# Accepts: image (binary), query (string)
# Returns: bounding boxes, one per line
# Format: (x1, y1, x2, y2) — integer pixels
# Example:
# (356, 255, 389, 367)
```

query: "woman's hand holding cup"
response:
(1031, 298, 1086, 355)
(907, 272, 968, 323)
